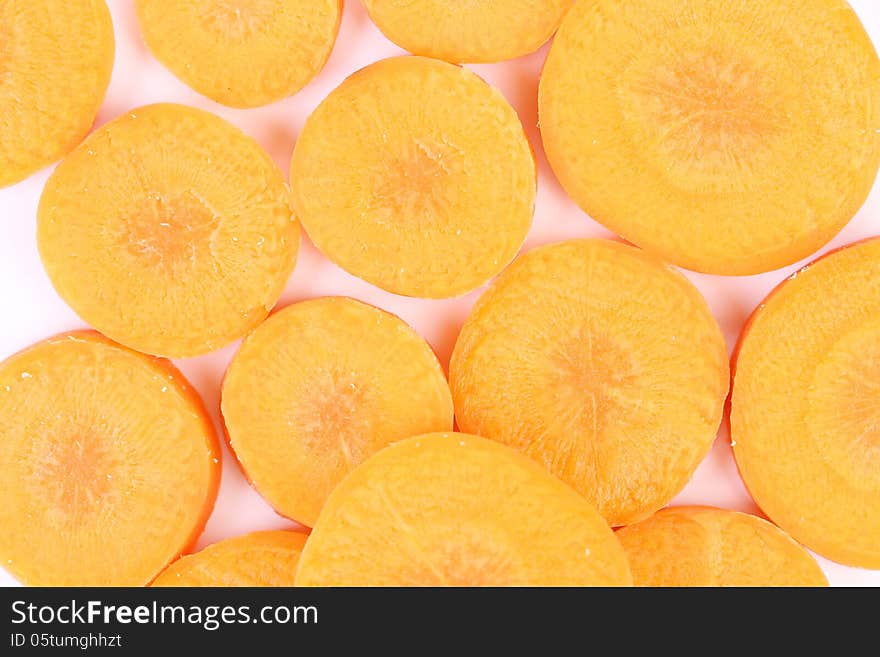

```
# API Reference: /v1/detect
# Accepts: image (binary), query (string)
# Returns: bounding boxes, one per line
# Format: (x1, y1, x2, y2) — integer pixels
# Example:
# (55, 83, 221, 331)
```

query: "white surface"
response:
(1, 0, 880, 586)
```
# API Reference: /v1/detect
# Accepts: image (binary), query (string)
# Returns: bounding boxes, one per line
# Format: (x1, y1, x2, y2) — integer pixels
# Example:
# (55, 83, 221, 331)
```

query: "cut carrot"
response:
(539, 0, 880, 274)
(222, 297, 453, 527)
(0, 0, 114, 187)
(290, 56, 536, 298)
(731, 238, 880, 568)
(37, 103, 298, 358)
(361, 0, 573, 63)
(151, 530, 307, 587)
(135, 0, 341, 108)
(450, 239, 729, 527)
(295, 433, 631, 586)
(617, 506, 828, 587)
(0, 331, 220, 586)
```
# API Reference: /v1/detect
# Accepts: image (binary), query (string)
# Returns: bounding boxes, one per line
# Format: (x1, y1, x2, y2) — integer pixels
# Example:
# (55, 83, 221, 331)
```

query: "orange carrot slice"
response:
(152, 530, 306, 587)
(539, 0, 880, 274)
(0, 0, 114, 187)
(222, 297, 453, 527)
(361, 0, 573, 63)
(450, 239, 729, 526)
(295, 433, 632, 586)
(0, 331, 220, 586)
(135, 0, 341, 108)
(617, 506, 828, 587)
(37, 103, 298, 358)
(290, 56, 536, 298)
(732, 238, 880, 568)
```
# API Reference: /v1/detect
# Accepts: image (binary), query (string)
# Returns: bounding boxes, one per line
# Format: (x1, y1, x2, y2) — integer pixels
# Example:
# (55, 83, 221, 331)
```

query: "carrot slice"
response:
(539, 0, 880, 274)
(151, 530, 306, 587)
(295, 433, 631, 586)
(222, 297, 453, 527)
(0, 331, 220, 586)
(37, 103, 298, 358)
(0, 0, 114, 187)
(617, 506, 828, 587)
(135, 0, 341, 108)
(290, 56, 536, 298)
(731, 238, 880, 568)
(361, 0, 573, 63)
(450, 239, 729, 526)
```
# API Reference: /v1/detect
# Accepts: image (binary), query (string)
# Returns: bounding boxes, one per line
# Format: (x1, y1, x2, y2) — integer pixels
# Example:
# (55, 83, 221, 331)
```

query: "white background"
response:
(2, 1, 879, 586)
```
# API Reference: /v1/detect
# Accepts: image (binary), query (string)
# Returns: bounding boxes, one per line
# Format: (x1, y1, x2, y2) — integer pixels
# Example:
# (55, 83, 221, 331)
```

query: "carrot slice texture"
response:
(450, 239, 729, 527)
(539, 0, 880, 274)
(152, 530, 306, 587)
(731, 238, 880, 568)
(0, 331, 220, 586)
(617, 507, 827, 587)
(0, 0, 114, 187)
(135, 0, 341, 108)
(295, 433, 631, 586)
(37, 103, 298, 358)
(290, 56, 536, 298)
(222, 297, 453, 527)
(361, 0, 573, 63)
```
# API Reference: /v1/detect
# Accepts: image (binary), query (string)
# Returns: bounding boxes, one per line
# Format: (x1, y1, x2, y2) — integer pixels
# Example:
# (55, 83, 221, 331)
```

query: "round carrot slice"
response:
(450, 239, 729, 527)
(0, 331, 220, 586)
(151, 530, 306, 587)
(539, 0, 880, 275)
(290, 56, 536, 298)
(616, 507, 828, 587)
(37, 103, 299, 358)
(731, 238, 880, 568)
(361, 0, 573, 64)
(135, 0, 341, 108)
(0, 0, 114, 187)
(295, 433, 631, 586)
(222, 297, 453, 527)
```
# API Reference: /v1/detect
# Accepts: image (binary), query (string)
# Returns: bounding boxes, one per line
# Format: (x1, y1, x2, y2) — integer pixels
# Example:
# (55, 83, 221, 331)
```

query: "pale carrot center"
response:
(29, 429, 118, 520)
(121, 191, 219, 269)
(293, 370, 372, 468)
(623, 40, 782, 188)
(550, 330, 635, 437)
(370, 138, 461, 225)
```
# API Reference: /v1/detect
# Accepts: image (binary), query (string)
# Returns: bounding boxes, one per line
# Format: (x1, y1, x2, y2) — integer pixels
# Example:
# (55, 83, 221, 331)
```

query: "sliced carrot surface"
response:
(731, 238, 880, 569)
(290, 56, 536, 298)
(295, 433, 632, 586)
(151, 530, 306, 587)
(37, 103, 298, 358)
(539, 0, 880, 275)
(0, 0, 114, 187)
(450, 239, 729, 527)
(361, 0, 573, 64)
(135, 0, 341, 108)
(222, 297, 453, 527)
(0, 331, 221, 586)
(617, 506, 828, 587)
